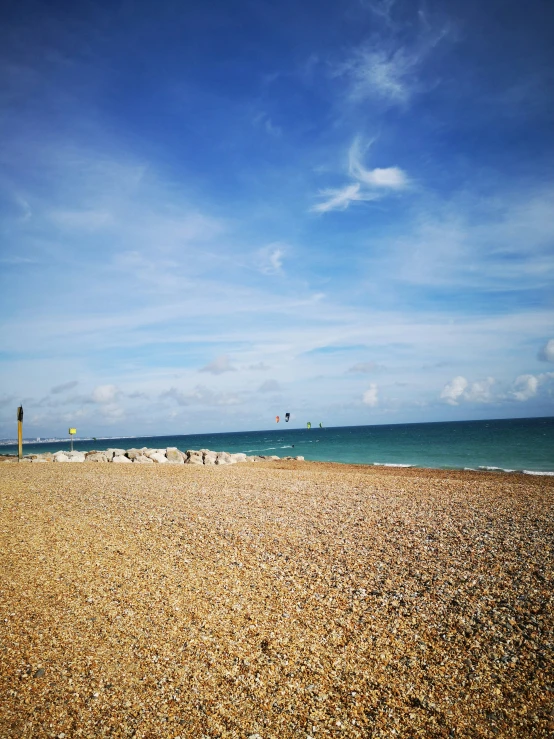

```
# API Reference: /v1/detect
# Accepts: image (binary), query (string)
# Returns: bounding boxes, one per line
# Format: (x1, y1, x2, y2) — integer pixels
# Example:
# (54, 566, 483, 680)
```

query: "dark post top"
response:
(17, 406, 23, 422)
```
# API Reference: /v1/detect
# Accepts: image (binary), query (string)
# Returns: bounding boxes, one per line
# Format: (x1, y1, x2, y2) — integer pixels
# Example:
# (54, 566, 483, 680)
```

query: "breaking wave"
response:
(373, 463, 413, 468)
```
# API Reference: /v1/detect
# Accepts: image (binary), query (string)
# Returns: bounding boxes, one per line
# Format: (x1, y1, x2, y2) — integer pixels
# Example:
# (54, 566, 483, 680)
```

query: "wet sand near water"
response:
(1, 461, 553, 738)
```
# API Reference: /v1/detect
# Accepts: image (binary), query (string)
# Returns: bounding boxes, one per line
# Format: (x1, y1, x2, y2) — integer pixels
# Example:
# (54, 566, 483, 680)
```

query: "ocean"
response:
(3, 416, 553, 474)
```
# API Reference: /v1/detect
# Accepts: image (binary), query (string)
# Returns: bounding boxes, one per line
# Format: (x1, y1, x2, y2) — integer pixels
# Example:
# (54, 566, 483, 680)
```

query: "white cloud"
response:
(440, 376, 468, 405)
(91, 384, 120, 404)
(538, 339, 554, 362)
(248, 362, 271, 371)
(313, 138, 408, 213)
(441, 371, 554, 405)
(509, 374, 540, 401)
(349, 139, 408, 189)
(362, 383, 379, 406)
(441, 375, 495, 405)
(463, 377, 496, 403)
(200, 355, 236, 375)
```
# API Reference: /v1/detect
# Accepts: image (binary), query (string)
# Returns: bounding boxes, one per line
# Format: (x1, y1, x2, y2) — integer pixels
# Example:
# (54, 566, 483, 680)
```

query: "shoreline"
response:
(1, 448, 553, 476)
(1, 462, 553, 737)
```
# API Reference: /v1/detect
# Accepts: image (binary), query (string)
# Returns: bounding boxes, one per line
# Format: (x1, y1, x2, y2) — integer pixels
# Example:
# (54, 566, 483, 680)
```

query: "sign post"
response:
(17, 406, 23, 461)
(68, 428, 76, 453)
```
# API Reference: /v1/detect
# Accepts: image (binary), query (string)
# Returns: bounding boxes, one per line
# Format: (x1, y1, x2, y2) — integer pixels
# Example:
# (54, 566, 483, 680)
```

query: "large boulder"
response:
(144, 449, 163, 460)
(133, 454, 154, 464)
(230, 453, 247, 463)
(33, 453, 53, 462)
(53, 452, 70, 463)
(166, 447, 185, 464)
(85, 452, 108, 463)
(66, 451, 86, 462)
(125, 448, 144, 460)
(203, 451, 218, 465)
(215, 452, 235, 465)
(294, 456, 305, 461)
(107, 449, 126, 461)
(149, 452, 168, 464)
(186, 452, 204, 465)
(112, 454, 132, 464)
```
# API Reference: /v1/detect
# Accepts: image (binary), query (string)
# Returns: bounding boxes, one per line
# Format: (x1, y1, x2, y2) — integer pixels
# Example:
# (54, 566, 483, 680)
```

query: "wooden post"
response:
(17, 406, 23, 461)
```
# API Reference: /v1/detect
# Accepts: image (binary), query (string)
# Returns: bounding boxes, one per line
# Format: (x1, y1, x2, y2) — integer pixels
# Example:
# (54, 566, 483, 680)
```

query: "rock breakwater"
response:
(10, 447, 305, 465)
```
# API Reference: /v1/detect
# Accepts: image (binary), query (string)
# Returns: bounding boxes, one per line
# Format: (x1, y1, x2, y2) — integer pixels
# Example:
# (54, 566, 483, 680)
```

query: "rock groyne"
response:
(11, 447, 305, 464)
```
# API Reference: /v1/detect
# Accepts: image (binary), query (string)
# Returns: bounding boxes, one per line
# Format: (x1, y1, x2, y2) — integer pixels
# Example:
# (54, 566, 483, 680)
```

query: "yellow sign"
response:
(68, 428, 77, 435)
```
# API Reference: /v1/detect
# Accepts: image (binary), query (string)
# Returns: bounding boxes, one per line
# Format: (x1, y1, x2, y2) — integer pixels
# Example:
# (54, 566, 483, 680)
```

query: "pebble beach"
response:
(1, 460, 553, 738)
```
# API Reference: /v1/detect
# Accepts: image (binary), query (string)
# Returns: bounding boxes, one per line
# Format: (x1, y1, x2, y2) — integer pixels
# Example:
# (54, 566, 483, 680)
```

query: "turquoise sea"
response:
(3, 417, 554, 474)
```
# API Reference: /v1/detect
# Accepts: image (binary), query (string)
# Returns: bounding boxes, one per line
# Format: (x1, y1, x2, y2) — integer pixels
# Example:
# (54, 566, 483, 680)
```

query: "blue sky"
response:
(1, 0, 553, 437)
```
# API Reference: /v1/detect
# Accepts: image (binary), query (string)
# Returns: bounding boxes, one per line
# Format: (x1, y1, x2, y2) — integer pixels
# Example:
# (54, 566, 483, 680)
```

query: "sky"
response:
(1, 0, 553, 438)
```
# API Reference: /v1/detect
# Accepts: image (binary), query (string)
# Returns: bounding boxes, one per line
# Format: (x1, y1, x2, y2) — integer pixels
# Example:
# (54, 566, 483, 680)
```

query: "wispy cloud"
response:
(312, 183, 377, 213)
(330, 3, 452, 108)
(335, 47, 418, 104)
(361, 0, 397, 27)
(257, 243, 286, 275)
(313, 137, 409, 213)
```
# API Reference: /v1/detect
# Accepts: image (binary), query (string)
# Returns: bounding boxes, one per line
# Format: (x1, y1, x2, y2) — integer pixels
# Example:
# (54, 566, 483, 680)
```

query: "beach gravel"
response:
(0, 461, 553, 738)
